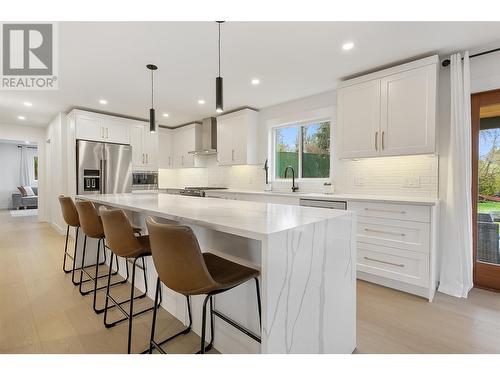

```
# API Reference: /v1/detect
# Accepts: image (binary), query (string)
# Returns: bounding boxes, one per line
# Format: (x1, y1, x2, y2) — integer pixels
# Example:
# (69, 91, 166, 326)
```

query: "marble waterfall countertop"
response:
(76, 193, 353, 240)
(76, 192, 357, 353)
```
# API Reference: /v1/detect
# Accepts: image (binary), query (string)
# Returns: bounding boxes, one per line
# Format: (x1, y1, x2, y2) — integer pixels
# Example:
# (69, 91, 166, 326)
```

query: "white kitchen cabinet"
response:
(217, 108, 259, 166)
(348, 200, 438, 302)
(380, 64, 437, 156)
(74, 110, 130, 144)
(172, 123, 203, 168)
(337, 80, 381, 158)
(130, 122, 158, 170)
(158, 128, 173, 169)
(337, 55, 438, 159)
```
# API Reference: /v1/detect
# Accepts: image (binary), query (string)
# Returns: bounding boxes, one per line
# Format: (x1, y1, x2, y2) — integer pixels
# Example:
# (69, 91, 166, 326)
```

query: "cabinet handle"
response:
(364, 256, 404, 268)
(364, 208, 406, 214)
(231, 149, 235, 161)
(364, 228, 406, 237)
(382, 131, 385, 150)
(375, 132, 378, 151)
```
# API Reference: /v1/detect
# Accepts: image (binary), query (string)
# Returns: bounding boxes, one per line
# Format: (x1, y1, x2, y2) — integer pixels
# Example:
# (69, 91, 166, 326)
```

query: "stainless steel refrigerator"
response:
(77, 140, 132, 195)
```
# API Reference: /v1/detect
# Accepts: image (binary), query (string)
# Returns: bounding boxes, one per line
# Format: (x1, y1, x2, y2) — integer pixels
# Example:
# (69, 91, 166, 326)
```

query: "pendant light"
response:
(147, 64, 158, 133)
(215, 21, 225, 114)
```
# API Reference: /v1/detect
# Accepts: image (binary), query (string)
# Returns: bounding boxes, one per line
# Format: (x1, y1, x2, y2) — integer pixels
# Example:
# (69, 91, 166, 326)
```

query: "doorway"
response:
(0, 140, 39, 219)
(472, 89, 500, 291)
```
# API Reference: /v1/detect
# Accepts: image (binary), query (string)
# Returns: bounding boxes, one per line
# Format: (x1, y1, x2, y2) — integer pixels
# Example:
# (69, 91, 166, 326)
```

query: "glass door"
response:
(472, 89, 500, 290)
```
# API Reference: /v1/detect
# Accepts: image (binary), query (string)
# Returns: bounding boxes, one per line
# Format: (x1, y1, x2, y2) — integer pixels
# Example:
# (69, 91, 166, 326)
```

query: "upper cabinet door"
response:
(75, 114, 103, 141)
(337, 79, 381, 158)
(104, 118, 130, 145)
(143, 130, 158, 169)
(158, 129, 173, 168)
(217, 109, 258, 165)
(380, 64, 437, 156)
(130, 124, 145, 169)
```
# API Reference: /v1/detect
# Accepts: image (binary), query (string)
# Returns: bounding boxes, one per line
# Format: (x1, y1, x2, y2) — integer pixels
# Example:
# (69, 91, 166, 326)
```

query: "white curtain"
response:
(19, 146, 31, 186)
(438, 52, 473, 298)
(19, 146, 37, 186)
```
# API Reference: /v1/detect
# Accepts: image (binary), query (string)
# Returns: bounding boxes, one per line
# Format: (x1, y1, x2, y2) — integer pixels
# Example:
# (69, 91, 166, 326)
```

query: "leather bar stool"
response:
(58, 195, 107, 285)
(100, 208, 161, 354)
(75, 200, 134, 314)
(145, 217, 262, 354)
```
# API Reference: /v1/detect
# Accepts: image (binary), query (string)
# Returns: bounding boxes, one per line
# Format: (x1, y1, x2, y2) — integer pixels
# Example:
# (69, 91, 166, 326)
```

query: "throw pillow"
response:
(23, 186, 35, 196)
(17, 186, 27, 197)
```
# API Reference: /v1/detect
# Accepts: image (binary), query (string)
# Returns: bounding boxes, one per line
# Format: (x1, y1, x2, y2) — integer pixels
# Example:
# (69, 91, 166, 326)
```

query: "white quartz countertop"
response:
(76, 193, 352, 240)
(203, 189, 438, 206)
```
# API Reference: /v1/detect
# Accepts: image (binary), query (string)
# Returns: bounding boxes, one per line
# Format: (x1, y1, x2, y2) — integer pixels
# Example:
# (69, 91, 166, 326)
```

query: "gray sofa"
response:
(12, 186, 38, 209)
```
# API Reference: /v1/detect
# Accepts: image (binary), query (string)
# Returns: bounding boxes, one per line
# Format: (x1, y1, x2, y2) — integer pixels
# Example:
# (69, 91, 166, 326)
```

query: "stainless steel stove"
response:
(179, 186, 227, 197)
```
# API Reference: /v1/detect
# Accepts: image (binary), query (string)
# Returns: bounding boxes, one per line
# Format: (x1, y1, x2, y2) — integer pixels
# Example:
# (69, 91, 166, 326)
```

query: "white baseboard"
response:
(50, 222, 66, 235)
(357, 271, 435, 302)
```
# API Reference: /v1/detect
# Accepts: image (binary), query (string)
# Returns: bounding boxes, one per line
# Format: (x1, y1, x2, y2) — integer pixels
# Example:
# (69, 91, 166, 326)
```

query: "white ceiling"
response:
(2, 21, 500, 128)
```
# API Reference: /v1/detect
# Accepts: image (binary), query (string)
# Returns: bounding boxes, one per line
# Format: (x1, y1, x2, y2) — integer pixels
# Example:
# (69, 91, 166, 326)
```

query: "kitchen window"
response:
(273, 120, 330, 179)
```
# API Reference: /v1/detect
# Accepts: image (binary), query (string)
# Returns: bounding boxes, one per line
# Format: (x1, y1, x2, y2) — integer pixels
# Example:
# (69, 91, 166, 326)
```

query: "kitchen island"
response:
(76, 193, 356, 354)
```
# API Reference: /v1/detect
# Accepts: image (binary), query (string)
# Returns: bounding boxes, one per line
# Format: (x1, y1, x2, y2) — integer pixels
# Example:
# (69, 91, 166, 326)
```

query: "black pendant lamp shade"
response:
(215, 21, 225, 114)
(147, 64, 158, 133)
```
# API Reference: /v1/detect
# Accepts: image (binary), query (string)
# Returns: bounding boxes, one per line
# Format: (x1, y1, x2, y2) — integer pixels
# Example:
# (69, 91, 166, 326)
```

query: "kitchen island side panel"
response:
(261, 213, 356, 353)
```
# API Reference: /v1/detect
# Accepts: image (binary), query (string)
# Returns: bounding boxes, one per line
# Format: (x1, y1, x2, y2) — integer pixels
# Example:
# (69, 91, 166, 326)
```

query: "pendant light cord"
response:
(218, 22, 221, 77)
(151, 70, 154, 108)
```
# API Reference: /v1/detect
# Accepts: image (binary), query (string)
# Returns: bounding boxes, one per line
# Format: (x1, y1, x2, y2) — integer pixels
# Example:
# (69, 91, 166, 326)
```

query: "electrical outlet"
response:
(403, 176, 420, 188)
(354, 176, 364, 186)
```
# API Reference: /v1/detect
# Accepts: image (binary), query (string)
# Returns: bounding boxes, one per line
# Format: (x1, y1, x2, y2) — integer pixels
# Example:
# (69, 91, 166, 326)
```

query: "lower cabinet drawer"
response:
(357, 216, 430, 253)
(357, 242, 429, 287)
(348, 201, 431, 223)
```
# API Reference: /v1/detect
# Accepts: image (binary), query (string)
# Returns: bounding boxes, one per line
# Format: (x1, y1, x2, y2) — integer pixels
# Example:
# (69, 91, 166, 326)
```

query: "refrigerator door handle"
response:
(102, 159, 108, 194)
(100, 159, 104, 193)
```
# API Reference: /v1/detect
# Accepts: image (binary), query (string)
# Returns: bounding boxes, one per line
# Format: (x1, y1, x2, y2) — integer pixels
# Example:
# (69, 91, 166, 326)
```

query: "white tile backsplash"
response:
(334, 154, 439, 198)
(159, 153, 438, 198)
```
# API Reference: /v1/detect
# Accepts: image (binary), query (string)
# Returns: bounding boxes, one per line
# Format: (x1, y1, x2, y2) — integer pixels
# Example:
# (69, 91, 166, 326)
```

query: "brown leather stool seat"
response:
(75, 200, 129, 314)
(202, 253, 259, 293)
(100, 208, 159, 354)
(58, 196, 83, 284)
(145, 218, 261, 354)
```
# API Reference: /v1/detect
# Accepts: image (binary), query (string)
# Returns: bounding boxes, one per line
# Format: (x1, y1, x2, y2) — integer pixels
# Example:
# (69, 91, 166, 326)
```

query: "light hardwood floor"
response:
(1, 210, 500, 354)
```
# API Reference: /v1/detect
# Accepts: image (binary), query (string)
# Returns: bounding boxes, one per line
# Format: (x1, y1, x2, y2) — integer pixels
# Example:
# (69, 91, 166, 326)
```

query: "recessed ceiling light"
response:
(23, 102, 33, 107)
(163, 113, 169, 118)
(198, 99, 205, 105)
(342, 42, 354, 51)
(17, 116, 26, 120)
(99, 99, 108, 105)
(251, 78, 260, 85)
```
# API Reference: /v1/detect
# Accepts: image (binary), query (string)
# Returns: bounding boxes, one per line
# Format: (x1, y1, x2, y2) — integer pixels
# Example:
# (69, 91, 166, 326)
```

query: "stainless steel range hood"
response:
(188, 117, 217, 155)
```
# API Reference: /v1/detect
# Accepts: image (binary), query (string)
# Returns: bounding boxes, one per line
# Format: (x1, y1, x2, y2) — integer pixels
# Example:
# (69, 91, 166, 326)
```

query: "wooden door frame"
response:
(472, 88, 500, 291)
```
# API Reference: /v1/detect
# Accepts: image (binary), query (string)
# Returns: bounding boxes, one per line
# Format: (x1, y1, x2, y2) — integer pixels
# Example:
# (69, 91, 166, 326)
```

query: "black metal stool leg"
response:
(91, 238, 104, 314)
(70, 227, 80, 284)
(255, 277, 262, 330)
(62, 225, 71, 273)
(78, 235, 88, 295)
(148, 278, 161, 354)
(126, 257, 138, 354)
(200, 294, 212, 354)
(103, 251, 114, 326)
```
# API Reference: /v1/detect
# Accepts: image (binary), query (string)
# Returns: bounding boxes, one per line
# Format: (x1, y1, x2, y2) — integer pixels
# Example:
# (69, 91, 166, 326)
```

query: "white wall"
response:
(44, 113, 69, 233)
(0, 124, 47, 220)
(0, 143, 23, 209)
(159, 90, 439, 198)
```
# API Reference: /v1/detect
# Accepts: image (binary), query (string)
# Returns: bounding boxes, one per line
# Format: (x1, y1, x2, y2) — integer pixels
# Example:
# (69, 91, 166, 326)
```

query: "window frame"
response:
(271, 118, 331, 182)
